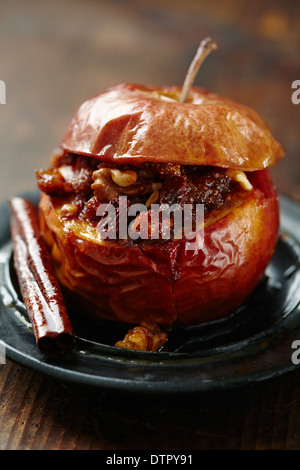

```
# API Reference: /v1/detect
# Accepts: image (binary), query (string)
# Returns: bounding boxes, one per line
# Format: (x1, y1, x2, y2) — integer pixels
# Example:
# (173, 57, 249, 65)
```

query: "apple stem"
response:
(179, 37, 218, 103)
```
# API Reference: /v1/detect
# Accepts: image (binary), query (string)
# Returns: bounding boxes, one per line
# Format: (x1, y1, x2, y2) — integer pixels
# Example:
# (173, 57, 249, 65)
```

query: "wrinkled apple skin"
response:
(61, 83, 284, 171)
(38, 169, 279, 327)
(39, 195, 178, 325)
(174, 170, 279, 324)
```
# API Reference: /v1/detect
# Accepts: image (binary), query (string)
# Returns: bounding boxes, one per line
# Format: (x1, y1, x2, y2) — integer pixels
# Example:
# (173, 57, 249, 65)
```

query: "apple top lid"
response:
(60, 83, 284, 171)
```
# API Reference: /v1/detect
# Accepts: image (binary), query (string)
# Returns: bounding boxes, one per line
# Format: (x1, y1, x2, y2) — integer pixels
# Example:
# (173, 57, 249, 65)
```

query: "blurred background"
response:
(0, 0, 299, 203)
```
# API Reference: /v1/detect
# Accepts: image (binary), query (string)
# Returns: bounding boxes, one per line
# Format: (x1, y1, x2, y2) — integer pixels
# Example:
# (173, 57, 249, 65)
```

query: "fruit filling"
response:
(36, 152, 251, 240)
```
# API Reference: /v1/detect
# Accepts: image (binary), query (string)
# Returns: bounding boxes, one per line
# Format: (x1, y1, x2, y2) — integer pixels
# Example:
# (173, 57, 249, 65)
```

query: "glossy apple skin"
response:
(39, 200, 178, 325)
(61, 83, 284, 171)
(38, 169, 279, 327)
(174, 170, 279, 324)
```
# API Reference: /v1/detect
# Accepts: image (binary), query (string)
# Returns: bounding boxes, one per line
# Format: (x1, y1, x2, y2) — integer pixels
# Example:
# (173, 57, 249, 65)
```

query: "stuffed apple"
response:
(36, 39, 284, 328)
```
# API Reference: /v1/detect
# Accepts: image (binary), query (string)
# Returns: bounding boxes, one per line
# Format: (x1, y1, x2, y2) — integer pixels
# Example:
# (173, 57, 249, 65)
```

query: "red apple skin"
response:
(61, 83, 284, 171)
(174, 170, 279, 325)
(38, 169, 279, 327)
(39, 195, 179, 326)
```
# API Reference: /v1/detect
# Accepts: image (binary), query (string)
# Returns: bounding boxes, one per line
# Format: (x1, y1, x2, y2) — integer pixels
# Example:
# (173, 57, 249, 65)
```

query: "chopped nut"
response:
(226, 169, 253, 191)
(60, 202, 81, 220)
(111, 169, 137, 187)
(92, 167, 162, 202)
(115, 322, 167, 351)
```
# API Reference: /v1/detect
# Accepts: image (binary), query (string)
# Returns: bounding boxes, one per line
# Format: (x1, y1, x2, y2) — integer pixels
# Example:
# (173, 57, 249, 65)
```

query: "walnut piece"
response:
(115, 322, 167, 351)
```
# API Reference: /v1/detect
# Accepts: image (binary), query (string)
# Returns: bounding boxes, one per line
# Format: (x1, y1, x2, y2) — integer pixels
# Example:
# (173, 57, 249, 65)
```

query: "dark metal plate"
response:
(0, 191, 300, 393)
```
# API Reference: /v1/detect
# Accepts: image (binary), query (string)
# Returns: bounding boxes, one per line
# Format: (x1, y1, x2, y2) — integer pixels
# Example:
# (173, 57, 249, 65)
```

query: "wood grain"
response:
(1, 360, 300, 450)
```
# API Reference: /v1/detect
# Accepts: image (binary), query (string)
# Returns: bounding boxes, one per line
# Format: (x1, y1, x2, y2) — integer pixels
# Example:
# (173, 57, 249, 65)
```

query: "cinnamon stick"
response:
(9, 197, 75, 355)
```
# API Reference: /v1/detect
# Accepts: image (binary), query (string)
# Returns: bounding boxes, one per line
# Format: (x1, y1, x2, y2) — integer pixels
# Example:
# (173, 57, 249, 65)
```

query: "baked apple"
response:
(36, 39, 284, 329)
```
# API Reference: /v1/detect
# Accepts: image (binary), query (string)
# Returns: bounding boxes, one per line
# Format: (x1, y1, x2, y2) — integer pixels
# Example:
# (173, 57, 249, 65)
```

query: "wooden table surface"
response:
(0, 0, 300, 451)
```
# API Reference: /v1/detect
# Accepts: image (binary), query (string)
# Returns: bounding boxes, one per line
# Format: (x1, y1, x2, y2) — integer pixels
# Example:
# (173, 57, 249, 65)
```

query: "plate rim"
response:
(1, 190, 300, 394)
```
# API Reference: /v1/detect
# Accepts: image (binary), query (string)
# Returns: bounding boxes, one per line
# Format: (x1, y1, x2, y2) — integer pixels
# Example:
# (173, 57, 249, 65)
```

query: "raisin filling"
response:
(36, 152, 246, 239)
